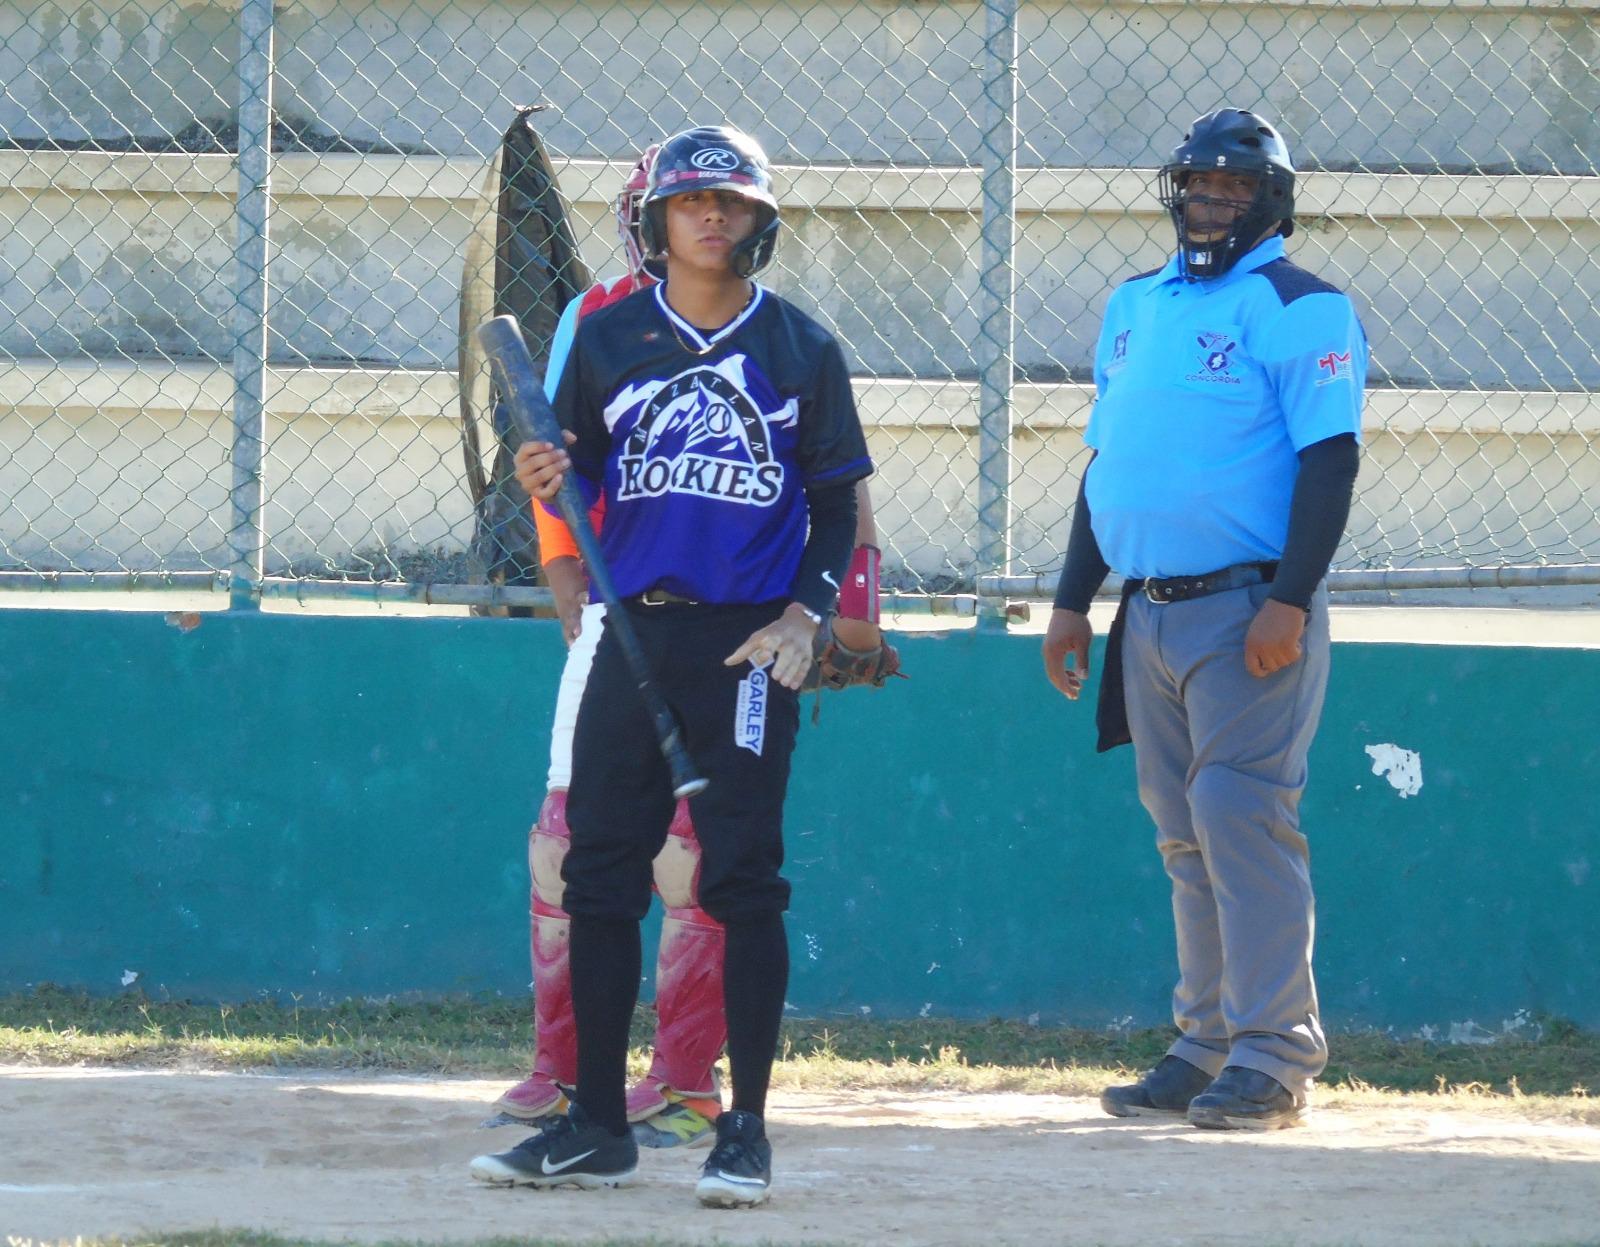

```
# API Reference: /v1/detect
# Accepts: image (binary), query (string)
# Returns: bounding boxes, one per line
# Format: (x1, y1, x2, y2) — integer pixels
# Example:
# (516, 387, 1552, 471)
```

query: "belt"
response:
(628, 588, 700, 607)
(1133, 561, 1277, 605)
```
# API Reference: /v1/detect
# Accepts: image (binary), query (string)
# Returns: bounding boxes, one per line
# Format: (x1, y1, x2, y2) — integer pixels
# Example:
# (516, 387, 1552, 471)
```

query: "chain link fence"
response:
(2, 0, 1598, 614)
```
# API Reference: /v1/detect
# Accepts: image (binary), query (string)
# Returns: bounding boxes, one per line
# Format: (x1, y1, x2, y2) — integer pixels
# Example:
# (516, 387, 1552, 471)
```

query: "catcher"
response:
(488, 144, 900, 1153)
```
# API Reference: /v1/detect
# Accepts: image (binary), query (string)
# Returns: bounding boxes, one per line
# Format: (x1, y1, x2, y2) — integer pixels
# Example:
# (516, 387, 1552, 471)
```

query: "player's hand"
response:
(725, 603, 821, 691)
(1245, 597, 1307, 677)
(514, 430, 577, 502)
(1043, 608, 1094, 701)
(543, 556, 588, 646)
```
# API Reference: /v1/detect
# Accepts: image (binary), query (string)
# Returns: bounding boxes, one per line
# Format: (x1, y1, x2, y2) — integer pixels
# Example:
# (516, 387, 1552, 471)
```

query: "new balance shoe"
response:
(632, 1099, 718, 1149)
(490, 1071, 569, 1124)
(469, 1104, 638, 1189)
(695, 1109, 771, 1208)
(1100, 1054, 1215, 1119)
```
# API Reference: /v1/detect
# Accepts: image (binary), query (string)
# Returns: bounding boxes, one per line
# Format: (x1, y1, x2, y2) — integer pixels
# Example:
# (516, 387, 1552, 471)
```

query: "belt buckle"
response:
(640, 589, 666, 607)
(1144, 580, 1168, 604)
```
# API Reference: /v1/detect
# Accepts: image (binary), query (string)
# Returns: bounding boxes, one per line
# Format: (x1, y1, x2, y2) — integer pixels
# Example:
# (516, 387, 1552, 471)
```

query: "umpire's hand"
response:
(1245, 598, 1307, 677)
(1043, 608, 1093, 701)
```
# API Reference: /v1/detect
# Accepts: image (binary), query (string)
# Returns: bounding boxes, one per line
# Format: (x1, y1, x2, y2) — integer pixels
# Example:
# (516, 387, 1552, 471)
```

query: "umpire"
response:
(1043, 108, 1366, 1130)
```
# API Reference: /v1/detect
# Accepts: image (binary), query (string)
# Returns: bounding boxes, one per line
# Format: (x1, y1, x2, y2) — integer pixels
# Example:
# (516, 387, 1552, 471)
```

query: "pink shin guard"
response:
(628, 799, 726, 1116)
(838, 543, 881, 623)
(524, 791, 725, 1114)
(527, 790, 576, 1087)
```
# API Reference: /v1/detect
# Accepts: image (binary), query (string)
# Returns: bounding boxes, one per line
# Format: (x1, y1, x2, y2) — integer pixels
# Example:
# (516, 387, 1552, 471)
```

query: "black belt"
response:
(627, 588, 701, 607)
(1131, 561, 1277, 605)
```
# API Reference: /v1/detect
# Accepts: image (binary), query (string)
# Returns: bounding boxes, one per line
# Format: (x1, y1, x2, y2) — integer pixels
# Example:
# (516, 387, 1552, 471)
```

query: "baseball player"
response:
(471, 123, 873, 1205)
(1042, 108, 1365, 1130)
(487, 145, 725, 1149)
(490, 146, 898, 1152)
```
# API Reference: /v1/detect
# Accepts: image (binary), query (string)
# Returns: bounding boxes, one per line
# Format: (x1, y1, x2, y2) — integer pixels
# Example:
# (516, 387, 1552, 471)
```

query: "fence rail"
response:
(3, 0, 1599, 615)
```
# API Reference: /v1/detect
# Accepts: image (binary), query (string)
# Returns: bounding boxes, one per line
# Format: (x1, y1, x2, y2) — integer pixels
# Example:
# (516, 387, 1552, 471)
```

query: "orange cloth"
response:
(531, 272, 655, 568)
(535, 495, 604, 566)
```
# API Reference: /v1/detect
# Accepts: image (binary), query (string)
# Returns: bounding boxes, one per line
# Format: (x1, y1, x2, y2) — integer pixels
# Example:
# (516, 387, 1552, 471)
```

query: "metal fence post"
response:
(975, 0, 1017, 631)
(229, 0, 274, 611)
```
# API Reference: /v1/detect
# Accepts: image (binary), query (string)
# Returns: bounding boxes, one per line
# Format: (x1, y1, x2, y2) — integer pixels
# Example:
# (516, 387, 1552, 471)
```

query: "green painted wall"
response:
(1, 609, 1594, 1032)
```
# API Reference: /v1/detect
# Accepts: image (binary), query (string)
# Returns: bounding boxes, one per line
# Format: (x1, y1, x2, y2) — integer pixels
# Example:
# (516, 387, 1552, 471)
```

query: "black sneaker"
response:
(695, 1109, 772, 1208)
(1100, 1054, 1215, 1118)
(469, 1104, 638, 1189)
(1187, 1065, 1304, 1131)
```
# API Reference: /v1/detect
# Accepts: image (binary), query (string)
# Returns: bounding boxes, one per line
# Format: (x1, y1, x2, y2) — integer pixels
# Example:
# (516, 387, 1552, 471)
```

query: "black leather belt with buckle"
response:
(1135, 561, 1278, 604)
(631, 588, 700, 606)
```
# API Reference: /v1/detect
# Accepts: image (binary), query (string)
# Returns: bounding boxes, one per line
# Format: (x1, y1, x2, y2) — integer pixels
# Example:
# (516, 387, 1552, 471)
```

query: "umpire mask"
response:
(1157, 108, 1296, 280)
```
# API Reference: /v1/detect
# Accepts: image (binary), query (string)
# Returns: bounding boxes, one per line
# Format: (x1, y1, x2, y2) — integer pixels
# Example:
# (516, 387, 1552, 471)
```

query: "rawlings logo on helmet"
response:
(690, 147, 741, 172)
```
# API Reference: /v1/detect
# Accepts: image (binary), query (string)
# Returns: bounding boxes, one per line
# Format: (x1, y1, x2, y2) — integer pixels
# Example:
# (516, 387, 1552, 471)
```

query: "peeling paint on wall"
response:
(1365, 742, 1423, 798)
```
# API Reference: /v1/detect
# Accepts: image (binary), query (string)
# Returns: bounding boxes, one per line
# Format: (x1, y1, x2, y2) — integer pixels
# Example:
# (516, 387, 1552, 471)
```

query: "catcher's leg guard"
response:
(494, 789, 576, 1120)
(627, 798, 726, 1132)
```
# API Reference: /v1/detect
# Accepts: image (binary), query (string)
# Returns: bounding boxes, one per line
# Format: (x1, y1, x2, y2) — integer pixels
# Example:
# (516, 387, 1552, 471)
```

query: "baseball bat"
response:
(477, 313, 709, 800)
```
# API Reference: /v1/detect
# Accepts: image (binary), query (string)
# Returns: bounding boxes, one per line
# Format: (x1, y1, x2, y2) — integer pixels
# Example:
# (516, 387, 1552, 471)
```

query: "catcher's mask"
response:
(1157, 108, 1296, 280)
(640, 125, 780, 279)
(615, 142, 662, 279)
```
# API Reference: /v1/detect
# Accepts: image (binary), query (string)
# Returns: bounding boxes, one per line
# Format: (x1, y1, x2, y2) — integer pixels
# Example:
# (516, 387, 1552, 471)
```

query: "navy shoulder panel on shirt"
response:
(1117, 266, 1163, 290)
(1250, 258, 1343, 307)
(763, 289, 835, 349)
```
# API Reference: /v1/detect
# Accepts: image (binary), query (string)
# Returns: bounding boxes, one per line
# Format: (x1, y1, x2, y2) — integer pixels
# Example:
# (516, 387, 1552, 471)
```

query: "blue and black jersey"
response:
(550, 282, 873, 606)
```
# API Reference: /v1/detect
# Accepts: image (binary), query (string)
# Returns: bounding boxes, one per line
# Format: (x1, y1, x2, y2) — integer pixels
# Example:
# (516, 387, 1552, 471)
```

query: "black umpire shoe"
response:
(696, 1109, 772, 1208)
(469, 1103, 639, 1188)
(1187, 1065, 1304, 1131)
(1100, 1054, 1215, 1118)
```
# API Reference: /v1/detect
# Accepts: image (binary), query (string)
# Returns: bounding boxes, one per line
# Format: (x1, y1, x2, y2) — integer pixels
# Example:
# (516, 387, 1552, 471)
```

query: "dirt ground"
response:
(3, 1066, 1598, 1247)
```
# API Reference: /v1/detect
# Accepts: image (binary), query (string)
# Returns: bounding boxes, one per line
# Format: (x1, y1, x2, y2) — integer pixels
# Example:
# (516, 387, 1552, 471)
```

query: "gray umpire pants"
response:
(1122, 579, 1331, 1102)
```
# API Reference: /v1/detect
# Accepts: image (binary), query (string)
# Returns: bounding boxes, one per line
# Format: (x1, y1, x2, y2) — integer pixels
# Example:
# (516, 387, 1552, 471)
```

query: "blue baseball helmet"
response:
(640, 125, 780, 278)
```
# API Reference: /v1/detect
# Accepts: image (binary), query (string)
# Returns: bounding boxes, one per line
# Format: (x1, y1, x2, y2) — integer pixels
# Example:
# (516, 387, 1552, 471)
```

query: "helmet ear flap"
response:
(640, 200, 667, 260)
(730, 212, 780, 279)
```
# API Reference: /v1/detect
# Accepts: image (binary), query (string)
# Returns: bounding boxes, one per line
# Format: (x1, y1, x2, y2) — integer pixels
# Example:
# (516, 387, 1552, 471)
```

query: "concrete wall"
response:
(6, 356, 1596, 579)
(5, 152, 1600, 388)
(2, 608, 1596, 1032)
(3, 0, 1596, 171)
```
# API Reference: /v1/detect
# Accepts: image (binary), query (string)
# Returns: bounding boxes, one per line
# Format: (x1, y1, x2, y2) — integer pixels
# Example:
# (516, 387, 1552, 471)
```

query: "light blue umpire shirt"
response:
(1084, 234, 1368, 580)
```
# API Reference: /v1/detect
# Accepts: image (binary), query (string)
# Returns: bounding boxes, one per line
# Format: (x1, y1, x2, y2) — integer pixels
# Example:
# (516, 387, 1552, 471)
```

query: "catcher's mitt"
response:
(803, 616, 906, 693)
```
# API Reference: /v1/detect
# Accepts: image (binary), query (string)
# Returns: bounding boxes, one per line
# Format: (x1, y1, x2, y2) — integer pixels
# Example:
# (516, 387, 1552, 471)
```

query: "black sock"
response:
(722, 911, 788, 1119)
(569, 915, 640, 1135)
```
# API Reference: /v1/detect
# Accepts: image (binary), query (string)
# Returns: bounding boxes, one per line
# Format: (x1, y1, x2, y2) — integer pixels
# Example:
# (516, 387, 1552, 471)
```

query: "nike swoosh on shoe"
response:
(541, 1147, 599, 1174)
(707, 1170, 766, 1185)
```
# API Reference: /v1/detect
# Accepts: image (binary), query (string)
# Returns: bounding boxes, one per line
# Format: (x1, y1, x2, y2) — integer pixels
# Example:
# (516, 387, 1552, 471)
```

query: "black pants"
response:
(563, 599, 800, 923)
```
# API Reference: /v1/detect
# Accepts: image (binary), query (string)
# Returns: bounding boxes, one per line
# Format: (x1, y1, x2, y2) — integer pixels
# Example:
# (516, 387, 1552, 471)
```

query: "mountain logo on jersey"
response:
(615, 357, 793, 507)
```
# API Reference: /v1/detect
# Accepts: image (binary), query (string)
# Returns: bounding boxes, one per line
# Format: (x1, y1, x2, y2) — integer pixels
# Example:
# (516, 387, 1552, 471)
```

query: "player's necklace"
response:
(663, 285, 756, 357)
(666, 316, 717, 357)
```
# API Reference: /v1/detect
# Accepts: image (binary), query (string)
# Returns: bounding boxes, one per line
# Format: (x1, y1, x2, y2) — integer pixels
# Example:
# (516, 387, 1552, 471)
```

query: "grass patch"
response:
(1, 985, 1593, 1119)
